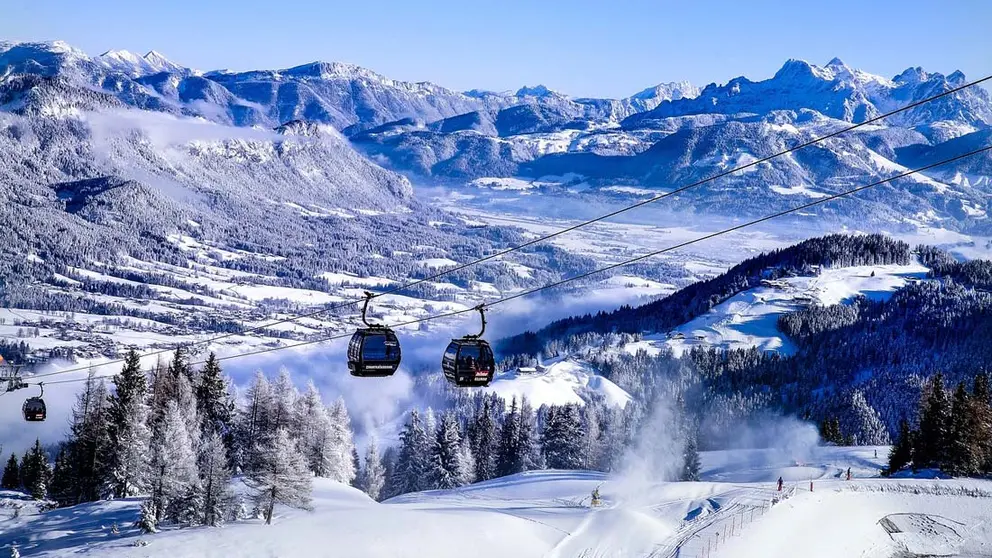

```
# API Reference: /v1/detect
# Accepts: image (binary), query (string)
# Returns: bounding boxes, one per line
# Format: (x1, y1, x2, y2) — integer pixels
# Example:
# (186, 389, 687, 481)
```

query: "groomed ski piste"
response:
(3, 445, 991, 558)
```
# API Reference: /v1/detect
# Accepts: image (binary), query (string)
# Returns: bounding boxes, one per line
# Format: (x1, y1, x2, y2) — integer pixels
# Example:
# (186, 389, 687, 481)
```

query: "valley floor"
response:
(3, 446, 991, 558)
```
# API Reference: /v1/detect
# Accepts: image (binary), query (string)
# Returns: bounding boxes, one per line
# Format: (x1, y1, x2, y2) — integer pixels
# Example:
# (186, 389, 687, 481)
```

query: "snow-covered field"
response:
(4, 446, 991, 558)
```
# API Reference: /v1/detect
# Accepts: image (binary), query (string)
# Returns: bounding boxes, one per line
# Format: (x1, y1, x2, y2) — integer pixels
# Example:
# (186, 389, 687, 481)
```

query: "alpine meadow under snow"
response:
(1, 36, 992, 558)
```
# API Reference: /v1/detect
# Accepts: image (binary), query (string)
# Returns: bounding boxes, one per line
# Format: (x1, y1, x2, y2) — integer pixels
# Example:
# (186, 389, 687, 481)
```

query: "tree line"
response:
(887, 372, 992, 477)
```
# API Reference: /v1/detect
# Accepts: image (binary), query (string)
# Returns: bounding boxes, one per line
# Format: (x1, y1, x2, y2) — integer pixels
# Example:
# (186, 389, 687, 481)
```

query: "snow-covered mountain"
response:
(624, 58, 991, 132)
(97, 49, 188, 77)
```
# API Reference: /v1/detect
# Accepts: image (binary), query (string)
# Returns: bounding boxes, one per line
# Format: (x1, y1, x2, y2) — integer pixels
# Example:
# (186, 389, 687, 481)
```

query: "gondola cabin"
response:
(23, 396, 46, 422)
(348, 327, 401, 377)
(441, 338, 495, 387)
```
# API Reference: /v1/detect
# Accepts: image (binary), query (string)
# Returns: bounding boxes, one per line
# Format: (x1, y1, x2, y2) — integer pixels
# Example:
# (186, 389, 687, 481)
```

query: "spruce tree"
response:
(887, 419, 914, 474)
(106, 349, 152, 498)
(393, 409, 431, 495)
(542, 404, 585, 469)
(681, 430, 701, 481)
(196, 353, 234, 442)
(149, 400, 200, 523)
(359, 437, 386, 501)
(380, 447, 400, 500)
(351, 447, 361, 489)
(917, 373, 952, 469)
(326, 398, 357, 484)
(972, 374, 992, 473)
(1, 453, 19, 490)
(430, 412, 465, 490)
(582, 403, 606, 471)
(496, 398, 523, 477)
(49, 446, 73, 507)
(20, 440, 51, 500)
(470, 399, 498, 482)
(519, 397, 542, 471)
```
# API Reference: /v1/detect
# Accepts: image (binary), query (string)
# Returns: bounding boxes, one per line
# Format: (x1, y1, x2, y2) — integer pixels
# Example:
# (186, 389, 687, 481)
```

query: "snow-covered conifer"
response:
(246, 428, 312, 525)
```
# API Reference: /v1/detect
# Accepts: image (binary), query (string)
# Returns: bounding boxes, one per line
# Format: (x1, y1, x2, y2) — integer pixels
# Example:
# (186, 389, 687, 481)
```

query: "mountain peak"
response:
(826, 57, 847, 68)
(515, 84, 557, 98)
(894, 66, 930, 85)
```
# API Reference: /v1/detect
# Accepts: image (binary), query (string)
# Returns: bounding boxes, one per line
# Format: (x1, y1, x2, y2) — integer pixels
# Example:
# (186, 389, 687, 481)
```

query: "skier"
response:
(846, 467, 851, 481)
(874, 449, 878, 458)
(777, 477, 783, 492)
(591, 487, 602, 507)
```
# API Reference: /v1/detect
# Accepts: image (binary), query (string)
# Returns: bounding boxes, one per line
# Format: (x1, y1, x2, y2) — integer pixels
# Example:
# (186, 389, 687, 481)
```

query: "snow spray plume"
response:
(699, 411, 821, 481)
(612, 391, 686, 505)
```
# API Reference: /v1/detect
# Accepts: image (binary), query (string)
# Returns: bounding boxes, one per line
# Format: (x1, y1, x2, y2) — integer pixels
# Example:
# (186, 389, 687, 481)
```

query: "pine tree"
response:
(459, 435, 476, 485)
(149, 400, 200, 523)
(430, 412, 465, 490)
(106, 349, 152, 498)
(20, 440, 51, 500)
(917, 373, 952, 469)
(380, 446, 400, 500)
(325, 398, 357, 484)
(582, 403, 606, 471)
(351, 447, 361, 489)
(971, 373, 992, 473)
(680, 430, 701, 482)
(392, 409, 431, 495)
(846, 391, 891, 446)
(600, 407, 627, 472)
(519, 397, 542, 471)
(48, 446, 73, 506)
(496, 398, 523, 477)
(168, 346, 194, 385)
(359, 437, 386, 501)
(198, 430, 232, 527)
(542, 404, 585, 470)
(236, 371, 272, 472)
(268, 368, 298, 433)
(294, 381, 329, 476)
(887, 419, 914, 474)
(246, 428, 312, 525)
(469, 399, 498, 481)
(1, 453, 19, 490)
(947, 382, 984, 475)
(136, 498, 158, 533)
(64, 372, 111, 504)
(196, 353, 234, 443)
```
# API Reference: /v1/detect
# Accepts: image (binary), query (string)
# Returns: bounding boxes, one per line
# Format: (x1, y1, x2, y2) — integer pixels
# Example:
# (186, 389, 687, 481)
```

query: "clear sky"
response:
(1, 0, 987, 98)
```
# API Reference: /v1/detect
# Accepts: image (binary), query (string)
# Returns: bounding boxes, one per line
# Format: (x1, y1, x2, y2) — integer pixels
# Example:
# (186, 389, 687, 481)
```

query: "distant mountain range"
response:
(2, 39, 991, 243)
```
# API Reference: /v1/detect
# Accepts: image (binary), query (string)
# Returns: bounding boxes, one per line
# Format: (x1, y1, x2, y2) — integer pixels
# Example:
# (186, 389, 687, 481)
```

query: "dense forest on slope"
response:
(497, 234, 992, 447)
(498, 234, 912, 356)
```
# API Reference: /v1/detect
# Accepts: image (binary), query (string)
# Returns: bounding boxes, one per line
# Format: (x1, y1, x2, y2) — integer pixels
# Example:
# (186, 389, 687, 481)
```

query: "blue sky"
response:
(1, 0, 987, 98)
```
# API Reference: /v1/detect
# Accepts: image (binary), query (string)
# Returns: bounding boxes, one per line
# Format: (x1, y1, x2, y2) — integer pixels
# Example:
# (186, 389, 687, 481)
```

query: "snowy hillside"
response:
(624, 262, 929, 357)
(4, 446, 991, 558)
(485, 357, 633, 408)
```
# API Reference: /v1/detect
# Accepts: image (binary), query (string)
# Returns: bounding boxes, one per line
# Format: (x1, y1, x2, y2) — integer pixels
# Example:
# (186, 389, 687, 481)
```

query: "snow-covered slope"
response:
(484, 357, 632, 408)
(5, 447, 991, 558)
(624, 262, 929, 357)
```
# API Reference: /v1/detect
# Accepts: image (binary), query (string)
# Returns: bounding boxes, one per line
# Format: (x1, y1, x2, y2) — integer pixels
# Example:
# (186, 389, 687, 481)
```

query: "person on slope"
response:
(777, 477, 783, 492)
(846, 467, 852, 481)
